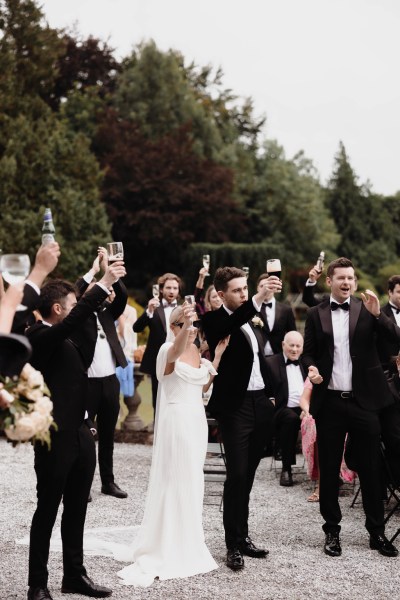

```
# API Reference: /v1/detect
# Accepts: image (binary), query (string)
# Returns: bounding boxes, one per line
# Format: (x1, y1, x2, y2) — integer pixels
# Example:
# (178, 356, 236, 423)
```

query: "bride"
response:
(117, 302, 229, 587)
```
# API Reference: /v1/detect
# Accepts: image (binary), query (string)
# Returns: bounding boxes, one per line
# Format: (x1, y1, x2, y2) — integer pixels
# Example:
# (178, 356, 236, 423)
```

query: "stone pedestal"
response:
(114, 364, 153, 445)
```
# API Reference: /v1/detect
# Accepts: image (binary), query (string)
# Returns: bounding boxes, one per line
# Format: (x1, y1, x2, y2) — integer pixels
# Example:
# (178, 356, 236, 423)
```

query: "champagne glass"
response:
(0, 254, 31, 311)
(202, 254, 210, 276)
(242, 266, 249, 279)
(184, 295, 196, 331)
(107, 242, 124, 264)
(152, 284, 160, 299)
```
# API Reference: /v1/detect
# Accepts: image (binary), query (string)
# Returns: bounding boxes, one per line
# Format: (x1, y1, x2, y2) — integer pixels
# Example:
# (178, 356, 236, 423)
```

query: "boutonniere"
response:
(251, 316, 264, 328)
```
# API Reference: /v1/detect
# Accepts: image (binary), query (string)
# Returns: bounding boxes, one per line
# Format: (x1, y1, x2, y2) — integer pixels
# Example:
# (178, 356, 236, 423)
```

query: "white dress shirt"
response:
(328, 296, 352, 391)
(284, 355, 304, 407)
(389, 304, 400, 326)
(263, 297, 276, 356)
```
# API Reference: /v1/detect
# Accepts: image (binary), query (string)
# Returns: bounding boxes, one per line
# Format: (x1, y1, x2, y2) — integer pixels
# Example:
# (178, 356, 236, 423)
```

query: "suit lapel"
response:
(349, 297, 362, 346)
(278, 354, 289, 399)
(272, 301, 282, 332)
(157, 305, 167, 332)
(318, 301, 334, 360)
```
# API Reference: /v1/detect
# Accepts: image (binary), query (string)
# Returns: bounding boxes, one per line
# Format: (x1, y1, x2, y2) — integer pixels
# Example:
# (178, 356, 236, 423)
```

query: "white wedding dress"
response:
(116, 342, 218, 586)
(17, 342, 218, 587)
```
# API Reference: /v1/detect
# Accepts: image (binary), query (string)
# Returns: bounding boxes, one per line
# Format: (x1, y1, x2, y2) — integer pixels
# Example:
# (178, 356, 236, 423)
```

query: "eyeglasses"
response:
(173, 320, 201, 329)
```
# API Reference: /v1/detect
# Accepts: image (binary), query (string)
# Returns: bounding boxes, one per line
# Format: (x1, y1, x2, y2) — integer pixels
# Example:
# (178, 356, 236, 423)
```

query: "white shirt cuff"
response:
(305, 279, 317, 287)
(24, 280, 40, 295)
(95, 282, 111, 294)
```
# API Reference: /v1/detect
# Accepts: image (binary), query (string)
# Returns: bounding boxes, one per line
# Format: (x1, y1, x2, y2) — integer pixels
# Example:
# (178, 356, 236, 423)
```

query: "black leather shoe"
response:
(239, 536, 269, 558)
(101, 482, 127, 499)
(61, 574, 112, 597)
(27, 588, 53, 600)
(324, 532, 342, 557)
(87, 493, 92, 503)
(370, 534, 399, 557)
(226, 548, 244, 571)
(280, 470, 293, 487)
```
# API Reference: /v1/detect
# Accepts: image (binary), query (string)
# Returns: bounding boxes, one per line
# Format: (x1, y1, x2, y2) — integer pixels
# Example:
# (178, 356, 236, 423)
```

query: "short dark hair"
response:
(214, 267, 247, 292)
(326, 257, 354, 278)
(39, 280, 76, 318)
(388, 275, 400, 292)
(256, 273, 269, 286)
(158, 272, 183, 296)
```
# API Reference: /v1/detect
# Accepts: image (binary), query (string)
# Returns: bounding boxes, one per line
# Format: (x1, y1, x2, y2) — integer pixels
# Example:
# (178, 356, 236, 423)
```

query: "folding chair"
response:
(380, 441, 400, 543)
(204, 418, 226, 510)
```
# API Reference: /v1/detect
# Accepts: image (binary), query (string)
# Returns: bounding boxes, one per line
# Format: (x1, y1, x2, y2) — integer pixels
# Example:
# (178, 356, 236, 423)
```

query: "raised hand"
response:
(308, 365, 323, 385)
(360, 289, 380, 317)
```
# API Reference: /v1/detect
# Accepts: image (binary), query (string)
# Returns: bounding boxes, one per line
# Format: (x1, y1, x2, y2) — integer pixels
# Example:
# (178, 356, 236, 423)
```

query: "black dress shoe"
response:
(61, 574, 112, 597)
(27, 587, 53, 600)
(239, 536, 269, 558)
(280, 470, 293, 487)
(324, 532, 342, 557)
(87, 493, 92, 503)
(226, 548, 244, 571)
(101, 482, 127, 498)
(370, 533, 399, 557)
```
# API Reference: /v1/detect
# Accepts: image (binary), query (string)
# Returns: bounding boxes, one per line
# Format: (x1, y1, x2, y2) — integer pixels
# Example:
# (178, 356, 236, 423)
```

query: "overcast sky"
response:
(40, 0, 400, 195)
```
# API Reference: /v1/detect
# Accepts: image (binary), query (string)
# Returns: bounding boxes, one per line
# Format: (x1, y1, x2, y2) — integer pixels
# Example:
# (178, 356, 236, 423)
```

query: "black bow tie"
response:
(330, 301, 349, 312)
(390, 304, 400, 314)
(286, 359, 299, 366)
(263, 302, 273, 308)
(163, 300, 177, 308)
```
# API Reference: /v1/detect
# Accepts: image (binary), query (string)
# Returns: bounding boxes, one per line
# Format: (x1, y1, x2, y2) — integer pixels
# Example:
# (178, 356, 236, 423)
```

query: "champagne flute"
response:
(152, 284, 160, 299)
(184, 295, 196, 331)
(242, 266, 249, 279)
(202, 254, 210, 276)
(0, 254, 31, 311)
(107, 242, 124, 264)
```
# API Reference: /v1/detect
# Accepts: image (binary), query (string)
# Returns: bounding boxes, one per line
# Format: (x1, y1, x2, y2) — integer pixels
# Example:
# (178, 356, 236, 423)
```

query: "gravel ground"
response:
(1, 438, 399, 600)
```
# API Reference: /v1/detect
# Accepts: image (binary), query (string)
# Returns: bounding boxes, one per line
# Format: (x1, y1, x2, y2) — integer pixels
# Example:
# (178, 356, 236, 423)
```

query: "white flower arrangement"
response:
(251, 315, 264, 328)
(0, 364, 56, 447)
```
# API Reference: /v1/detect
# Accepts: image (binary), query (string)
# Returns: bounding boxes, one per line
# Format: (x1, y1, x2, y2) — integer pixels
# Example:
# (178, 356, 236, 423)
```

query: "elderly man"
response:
(265, 331, 306, 486)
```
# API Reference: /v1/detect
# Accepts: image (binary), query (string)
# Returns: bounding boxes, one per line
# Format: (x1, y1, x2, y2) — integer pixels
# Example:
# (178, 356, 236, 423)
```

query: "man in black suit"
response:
(265, 331, 306, 487)
(11, 241, 60, 334)
(377, 275, 400, 370)
(256, 272, 296, 356)
(302, 256, 400, 558)
(25, 262, 124, 600)
(202, 266, 281, 571)
(133, 272, 182, 420)
(73, 250, 128, 499)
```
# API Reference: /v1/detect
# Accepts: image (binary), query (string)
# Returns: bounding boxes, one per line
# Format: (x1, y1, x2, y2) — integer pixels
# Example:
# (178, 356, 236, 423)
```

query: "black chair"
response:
(380, 441, 400, 543)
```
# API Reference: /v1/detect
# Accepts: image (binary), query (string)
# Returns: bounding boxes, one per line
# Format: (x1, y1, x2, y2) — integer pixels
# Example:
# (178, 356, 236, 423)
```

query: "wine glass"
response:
(152, 284, 160, 299)
(107, 242, 124, 263)
(242, 266, 249, 279)
(184, 295, 196, 331)
(0, 254, 31, 311)
(202, 254, 210, 276)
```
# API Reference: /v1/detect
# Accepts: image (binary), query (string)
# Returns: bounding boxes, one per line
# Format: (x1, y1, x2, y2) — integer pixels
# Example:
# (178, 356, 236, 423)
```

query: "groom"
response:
(202, 266, 281, 570)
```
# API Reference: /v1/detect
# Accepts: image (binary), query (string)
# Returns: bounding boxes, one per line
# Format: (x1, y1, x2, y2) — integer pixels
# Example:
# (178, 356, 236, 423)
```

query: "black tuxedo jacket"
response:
(264, 352, 306, 412)
(259, 301, 296, 354)
(133, 305, 171, 375)
(202, 300, 269, 415)
(302, 296, 400, 416)
(70, 278, 127, 370)
(26, 285, 109, 431)
(11, 283, 41, 334)
(377, 303, 400, 371)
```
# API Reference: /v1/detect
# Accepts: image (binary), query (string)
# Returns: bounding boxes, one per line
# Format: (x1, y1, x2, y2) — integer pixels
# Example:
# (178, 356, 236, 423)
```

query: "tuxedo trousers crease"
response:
(28, 426, 96, 587)
(316, 395, 384, 535)
(87, 374, 120, 485)
(218, 391, 274, 548)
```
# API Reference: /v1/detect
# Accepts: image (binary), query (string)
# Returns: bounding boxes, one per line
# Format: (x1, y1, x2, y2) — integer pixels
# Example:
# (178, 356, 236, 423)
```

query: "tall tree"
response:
(0, 0, 111, 278)
(93, 110, 247, 287)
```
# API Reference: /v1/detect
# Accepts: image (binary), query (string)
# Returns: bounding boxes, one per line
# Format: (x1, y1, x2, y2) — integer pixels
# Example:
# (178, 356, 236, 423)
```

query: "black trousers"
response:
(274, 406, 301, 470)
(218, 391, 275, 549)
(28, 425, 96, 587)
(87, 374, 120, 485)
(316, 391, 384, 535)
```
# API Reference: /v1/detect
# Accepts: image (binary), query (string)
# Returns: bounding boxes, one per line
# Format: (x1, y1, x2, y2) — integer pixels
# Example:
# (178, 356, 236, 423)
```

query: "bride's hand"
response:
(215, 336, 230, 360)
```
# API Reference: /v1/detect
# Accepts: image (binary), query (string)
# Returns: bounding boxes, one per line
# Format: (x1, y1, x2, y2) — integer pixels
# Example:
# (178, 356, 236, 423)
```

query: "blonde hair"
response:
(170, 306, 183, 325)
